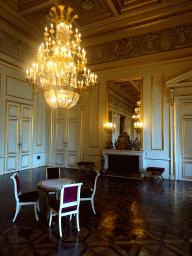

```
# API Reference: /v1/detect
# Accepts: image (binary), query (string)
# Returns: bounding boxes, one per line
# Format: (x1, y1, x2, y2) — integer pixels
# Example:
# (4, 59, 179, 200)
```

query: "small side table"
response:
(146, 167, 165, 180)
(77, 162, 94, 173)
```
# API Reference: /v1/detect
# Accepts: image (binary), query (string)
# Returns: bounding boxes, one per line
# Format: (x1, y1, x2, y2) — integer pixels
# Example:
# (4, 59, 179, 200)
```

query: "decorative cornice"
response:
(83, 7, 192, 40)
(86, 22, 192, 67)
(90, 52, 192, 73)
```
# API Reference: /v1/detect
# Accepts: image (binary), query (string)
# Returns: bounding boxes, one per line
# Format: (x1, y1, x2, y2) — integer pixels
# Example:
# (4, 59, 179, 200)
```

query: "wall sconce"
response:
(104, 122, 116, 149)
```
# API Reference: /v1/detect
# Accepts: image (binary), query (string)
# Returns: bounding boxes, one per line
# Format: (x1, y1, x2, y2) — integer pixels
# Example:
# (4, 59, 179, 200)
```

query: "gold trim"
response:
(0, 56, 24, 69)
(6, 75, 34, 101)
(90, 52, 192, 73)
(151, 74, 164, 151)
(89, 83, 99, 148)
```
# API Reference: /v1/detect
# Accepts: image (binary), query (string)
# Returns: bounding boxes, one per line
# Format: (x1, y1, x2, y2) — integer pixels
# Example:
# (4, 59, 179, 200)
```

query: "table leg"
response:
(43, 191, 50, 221)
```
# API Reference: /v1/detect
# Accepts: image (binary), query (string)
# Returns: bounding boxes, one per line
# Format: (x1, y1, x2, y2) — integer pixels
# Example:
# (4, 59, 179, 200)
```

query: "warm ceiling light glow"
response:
(26, 4, 98, 109)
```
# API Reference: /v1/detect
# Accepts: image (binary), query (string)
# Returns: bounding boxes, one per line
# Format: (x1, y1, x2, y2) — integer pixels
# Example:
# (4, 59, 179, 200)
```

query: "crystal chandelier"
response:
(26, 4, 97, 109)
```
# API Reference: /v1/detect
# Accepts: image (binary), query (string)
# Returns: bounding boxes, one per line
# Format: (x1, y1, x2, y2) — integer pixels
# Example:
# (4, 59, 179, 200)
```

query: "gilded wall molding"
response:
(86, 23, 192, 66)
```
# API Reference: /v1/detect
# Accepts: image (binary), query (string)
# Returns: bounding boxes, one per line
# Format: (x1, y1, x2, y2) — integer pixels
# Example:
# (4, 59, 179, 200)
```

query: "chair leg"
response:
(49, 210, 53, 226)
(76, 212, 80, 232)
(70, 214, 72, 221)
(34, 203, 39, 221)
(13, 203, 21, 222)
(59, 215, 62, 237)
(37, 200, 40, 212)
(91, 198, 96, 214)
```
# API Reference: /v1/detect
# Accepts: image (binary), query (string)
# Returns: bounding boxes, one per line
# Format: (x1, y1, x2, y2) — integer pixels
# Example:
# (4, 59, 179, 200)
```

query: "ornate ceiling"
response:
(1, 0, 192, 41)
(1, 0, 191, 106)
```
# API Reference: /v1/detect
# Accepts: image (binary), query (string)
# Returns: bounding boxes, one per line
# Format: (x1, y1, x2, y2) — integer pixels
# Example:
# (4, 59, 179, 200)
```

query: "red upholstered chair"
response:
(49, 183, 82, 237)
(46, 166, 60, 180)
(10, 173, 40, 222)
(46, 166, 61, 199)
(80, 170, 100, 214)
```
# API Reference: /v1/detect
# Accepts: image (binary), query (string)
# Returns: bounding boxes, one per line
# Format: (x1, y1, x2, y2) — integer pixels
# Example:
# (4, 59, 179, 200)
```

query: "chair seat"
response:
(18, 191, 39, 202)
(80, 188, 93, 198)
(49, 200, 77, 213)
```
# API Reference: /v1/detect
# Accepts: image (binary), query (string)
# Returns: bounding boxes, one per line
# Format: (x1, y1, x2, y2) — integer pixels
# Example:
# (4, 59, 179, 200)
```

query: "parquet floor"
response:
(0, 167, 192, 255)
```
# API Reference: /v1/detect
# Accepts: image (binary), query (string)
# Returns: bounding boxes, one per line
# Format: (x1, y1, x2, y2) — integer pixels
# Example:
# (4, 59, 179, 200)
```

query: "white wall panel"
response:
(89, 85, 99, 148)
(20, 154, 30, 169)
(182, 119, 192, 159)
(55, 153, 63, 165)
(0, 158, 4, 175)
(56, 121, 64, 151)
(151, 74, 164, 150)
(7, 119, 19, 154)
(36, 95, 43, 146)
(68, 121, 77, 152)
(183, 162, 192, 178)
(182, 102, 192, 116)
(20, 120, 31, 153)
(68, 154, 76, 167)
(7, 156, 17, 172)
(6, 76, 33, 101)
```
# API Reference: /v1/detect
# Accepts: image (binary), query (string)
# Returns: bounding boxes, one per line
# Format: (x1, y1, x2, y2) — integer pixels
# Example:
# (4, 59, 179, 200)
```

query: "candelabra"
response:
(132, 101, 143, 132)
(103, 122, 116, 149)
(132, 101, 143, 150)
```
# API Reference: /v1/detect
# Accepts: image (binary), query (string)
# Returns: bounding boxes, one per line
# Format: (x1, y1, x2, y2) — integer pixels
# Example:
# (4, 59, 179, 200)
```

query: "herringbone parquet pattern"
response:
(0, 167, 192, 255)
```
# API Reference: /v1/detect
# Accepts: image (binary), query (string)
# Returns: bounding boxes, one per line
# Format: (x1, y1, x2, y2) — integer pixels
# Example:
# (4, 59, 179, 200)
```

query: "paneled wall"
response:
(0, 59, 47, 175)
(85, 58, 192, 179)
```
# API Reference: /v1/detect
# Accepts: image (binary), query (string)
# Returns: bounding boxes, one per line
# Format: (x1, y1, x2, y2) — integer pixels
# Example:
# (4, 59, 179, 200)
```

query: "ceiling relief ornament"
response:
(0, 28, 35, 63)
(86, 23, 192, 65)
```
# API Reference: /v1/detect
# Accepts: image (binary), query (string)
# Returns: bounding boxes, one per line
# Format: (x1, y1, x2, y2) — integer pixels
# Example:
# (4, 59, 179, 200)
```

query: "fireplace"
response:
(102, 149, 146, 178)
(108, 155, 139, 176)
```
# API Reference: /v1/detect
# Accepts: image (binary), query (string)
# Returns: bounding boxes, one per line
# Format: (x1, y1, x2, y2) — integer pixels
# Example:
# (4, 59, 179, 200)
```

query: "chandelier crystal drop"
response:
(26, 5, 97, 109)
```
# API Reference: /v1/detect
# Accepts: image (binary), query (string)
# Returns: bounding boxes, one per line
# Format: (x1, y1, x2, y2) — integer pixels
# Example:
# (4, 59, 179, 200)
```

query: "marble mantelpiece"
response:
(102, 149, 146, 178)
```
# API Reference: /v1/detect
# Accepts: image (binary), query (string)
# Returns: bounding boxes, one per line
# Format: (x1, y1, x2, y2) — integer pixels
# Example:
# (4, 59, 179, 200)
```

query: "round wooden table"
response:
(37, 178, 75, 192)
(37, 178, 75, 219)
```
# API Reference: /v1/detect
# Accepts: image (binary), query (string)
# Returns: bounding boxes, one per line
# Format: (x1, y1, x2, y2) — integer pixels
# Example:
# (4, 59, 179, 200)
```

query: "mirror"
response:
(106, 77, 142, 148)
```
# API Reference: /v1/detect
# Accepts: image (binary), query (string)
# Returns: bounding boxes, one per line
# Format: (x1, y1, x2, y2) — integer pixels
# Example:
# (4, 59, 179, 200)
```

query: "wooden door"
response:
(19, 105, 33, 170)
(54, 106, 81, 168)
(175, 97, 192, 180)
(5, 102, 33, 173)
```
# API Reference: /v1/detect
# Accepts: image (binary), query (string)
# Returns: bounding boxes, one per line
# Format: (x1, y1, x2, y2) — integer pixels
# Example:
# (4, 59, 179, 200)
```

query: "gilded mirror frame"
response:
(105, 77, 143, 150)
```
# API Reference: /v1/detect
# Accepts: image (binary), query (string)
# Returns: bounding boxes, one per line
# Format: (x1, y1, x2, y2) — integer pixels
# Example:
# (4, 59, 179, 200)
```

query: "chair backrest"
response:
(46, 166, 60, 180)
(10, 173, 21, 201)
(59, 183, 83, 213)
(91, 170, 100, 196)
